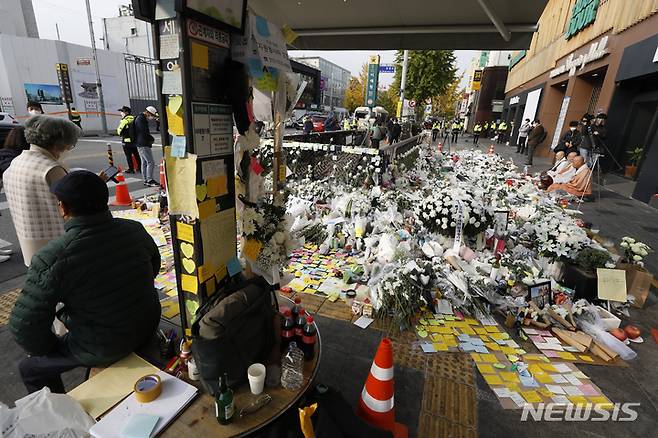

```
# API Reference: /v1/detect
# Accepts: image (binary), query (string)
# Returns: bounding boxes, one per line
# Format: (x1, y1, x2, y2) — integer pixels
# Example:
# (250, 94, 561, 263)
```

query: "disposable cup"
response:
(248, 363, 266, 395)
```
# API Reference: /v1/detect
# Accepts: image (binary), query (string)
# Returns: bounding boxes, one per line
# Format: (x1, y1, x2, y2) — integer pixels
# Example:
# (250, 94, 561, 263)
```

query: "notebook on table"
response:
(89, 371, 198, 438)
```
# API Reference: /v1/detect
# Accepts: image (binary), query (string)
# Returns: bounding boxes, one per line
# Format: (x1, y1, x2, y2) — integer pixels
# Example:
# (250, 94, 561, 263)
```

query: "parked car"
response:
(312, 115, 326, 132)
(0, 112, 20, 145)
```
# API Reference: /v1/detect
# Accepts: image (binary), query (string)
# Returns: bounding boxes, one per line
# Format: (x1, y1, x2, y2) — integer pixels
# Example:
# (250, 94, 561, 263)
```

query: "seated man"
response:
(10, 171, 161, 393)
(552, 151, 579, 184)
(547, 156, 592, 197)
(547, 151, 569, 178)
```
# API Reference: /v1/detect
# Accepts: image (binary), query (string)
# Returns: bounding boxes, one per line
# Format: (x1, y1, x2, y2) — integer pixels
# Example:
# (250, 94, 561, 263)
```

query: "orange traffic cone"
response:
(357, 338, 408, 438)
(159, 159, 166, 189)
(488, 144, 495, 155)
(111, 166, 133, 206)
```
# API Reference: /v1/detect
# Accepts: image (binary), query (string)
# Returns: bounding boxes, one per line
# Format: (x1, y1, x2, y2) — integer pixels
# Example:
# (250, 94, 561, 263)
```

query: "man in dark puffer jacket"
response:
(10, 170, 161, 393)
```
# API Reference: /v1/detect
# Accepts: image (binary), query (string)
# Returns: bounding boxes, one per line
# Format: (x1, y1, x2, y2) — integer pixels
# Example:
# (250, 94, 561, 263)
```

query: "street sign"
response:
(55, 63, 73, 103)
(365, 55, 380, 107)
(378, 64, 395, 73)
(76, 58, 92, 66)
(471, 69, 482, 91)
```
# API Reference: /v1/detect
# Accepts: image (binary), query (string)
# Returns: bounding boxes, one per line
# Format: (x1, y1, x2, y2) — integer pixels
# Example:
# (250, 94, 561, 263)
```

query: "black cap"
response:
(118, 106, 131, 113)
(51, 170, 108, 215)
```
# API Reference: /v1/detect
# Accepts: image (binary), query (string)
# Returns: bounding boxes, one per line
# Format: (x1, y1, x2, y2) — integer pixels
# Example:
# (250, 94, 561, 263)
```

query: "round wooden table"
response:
(161, 293, 321, 437)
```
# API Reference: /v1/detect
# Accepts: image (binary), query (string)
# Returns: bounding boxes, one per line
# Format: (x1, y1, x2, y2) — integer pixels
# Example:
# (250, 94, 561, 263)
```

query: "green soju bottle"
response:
(215, 373, 234, 425)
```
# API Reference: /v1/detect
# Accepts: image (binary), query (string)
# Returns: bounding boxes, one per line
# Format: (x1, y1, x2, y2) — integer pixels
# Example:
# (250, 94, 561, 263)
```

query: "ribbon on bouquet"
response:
(452, 200, 465, 253)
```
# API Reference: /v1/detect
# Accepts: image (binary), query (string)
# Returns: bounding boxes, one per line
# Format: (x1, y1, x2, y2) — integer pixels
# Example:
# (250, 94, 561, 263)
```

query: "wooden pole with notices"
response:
(272, 76, 287, 204)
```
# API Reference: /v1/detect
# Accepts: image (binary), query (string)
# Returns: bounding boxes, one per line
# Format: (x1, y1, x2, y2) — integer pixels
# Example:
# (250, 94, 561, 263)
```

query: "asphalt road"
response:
(0, 134, 164, 283)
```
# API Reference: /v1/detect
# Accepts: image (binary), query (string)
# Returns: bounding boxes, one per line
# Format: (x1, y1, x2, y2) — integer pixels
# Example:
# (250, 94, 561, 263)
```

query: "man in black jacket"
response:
(135, 106, 159, 186)
(10, 171, 161, 393)
(555, 121, 582, 156)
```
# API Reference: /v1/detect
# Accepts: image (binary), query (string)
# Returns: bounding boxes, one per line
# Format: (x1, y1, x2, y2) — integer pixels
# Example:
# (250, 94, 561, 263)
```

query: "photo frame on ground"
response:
(527, 281, 551, 308)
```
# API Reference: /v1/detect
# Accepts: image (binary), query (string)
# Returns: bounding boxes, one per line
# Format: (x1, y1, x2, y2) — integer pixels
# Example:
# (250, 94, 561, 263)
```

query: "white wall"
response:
(103, 15, 154, 58)
(0, 0, 29, 38)
(0, 34, 130, 133)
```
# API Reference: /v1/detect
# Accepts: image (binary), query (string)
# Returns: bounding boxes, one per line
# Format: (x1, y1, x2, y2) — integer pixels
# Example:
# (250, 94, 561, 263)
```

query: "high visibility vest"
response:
(451, 122, 459, 130)
(498, 122, 507, 131)
(70, 111, 81, 122)
(484, 123, 489, 129)
(432, 123, 440, 130)
(474, 124, 482, 133)
(343, 119, 351, 130)
(491, 123, 497, 130)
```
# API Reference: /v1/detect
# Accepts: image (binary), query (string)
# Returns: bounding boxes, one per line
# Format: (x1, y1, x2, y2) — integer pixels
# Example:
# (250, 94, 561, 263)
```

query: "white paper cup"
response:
(248, 363, 266, 395)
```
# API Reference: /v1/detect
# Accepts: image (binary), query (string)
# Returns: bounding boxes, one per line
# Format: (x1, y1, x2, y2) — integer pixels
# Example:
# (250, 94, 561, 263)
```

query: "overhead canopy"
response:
(249, 0, 547, 50)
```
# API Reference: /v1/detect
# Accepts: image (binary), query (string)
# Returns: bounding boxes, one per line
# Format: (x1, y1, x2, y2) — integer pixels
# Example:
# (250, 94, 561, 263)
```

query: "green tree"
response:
(433, 74, 464, 118)
(391, 50, 457, 106)
(376, 87, 399, 116)
(343, 64, 368, 113)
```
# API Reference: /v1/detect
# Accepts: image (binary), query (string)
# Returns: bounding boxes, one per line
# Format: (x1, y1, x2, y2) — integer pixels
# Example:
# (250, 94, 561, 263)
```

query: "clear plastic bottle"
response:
(280, 341, 304, 390)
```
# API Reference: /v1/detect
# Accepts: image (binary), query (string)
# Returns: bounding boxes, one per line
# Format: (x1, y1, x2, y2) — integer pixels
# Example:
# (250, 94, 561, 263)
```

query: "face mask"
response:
(28, 109, 40, 116)
(570, 127, 576, 131)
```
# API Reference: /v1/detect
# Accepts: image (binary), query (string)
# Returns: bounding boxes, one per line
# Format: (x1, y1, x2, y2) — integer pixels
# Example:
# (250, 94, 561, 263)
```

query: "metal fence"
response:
(124, 54, 159, 112)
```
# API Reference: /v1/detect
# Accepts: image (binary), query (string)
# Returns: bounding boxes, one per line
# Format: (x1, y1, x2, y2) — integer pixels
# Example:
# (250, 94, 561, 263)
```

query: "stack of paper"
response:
(90, 371, 198, 437)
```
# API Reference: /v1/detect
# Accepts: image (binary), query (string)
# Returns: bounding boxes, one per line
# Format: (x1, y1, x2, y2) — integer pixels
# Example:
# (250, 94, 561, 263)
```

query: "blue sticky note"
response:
(519, 374, 539, 388)
(122, 413, 160, 438)
(460, 342, 476, 352)
(457, 334, 472, 342)
(474, 345, 489, 354)
(227, 256, 242, 277)
(171, 136, 186, 157)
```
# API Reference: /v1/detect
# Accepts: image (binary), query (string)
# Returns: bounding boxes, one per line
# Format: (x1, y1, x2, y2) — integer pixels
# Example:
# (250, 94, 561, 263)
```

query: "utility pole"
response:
(85, 0, 108, 134)
(399, 50, 409, 119)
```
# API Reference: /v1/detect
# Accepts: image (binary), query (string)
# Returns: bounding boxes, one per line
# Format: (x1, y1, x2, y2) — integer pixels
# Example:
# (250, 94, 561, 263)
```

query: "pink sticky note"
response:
(543, 350, 560, 358)
(529, 335, 545, 344)
(579, 384, 599, 396)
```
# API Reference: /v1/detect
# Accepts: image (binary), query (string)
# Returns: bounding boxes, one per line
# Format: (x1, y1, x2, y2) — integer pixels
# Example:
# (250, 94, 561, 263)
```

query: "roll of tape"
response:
(134, 374, 162, 403)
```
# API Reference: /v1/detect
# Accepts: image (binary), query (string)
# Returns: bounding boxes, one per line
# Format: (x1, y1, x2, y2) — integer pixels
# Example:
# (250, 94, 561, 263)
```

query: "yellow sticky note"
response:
(540, 363, 557, 373)
(556, 351, 577, 361)
(196, 184, 207, 202)
(476, 364, 495, 374)
(501, 347, 517, 355)
(162, 302, 180, 319)
(243, 239, 263, 261)
(181, 273, 198, 294)
(191, 41, 209, 69)
(474, 327, 488, 335)
(281, 24, 298, 44)
(198, 199, 216, 220)
(436, 327, 452, 334)
(434, 343, 449, 351)
(481, 354, 497, 363)
(180, 241, 194, 259)
(484, 375, 503, 385)
(485, 343, 501, 351)
(500, 372, 519, 383)
(215, 266, 227, 283)
(521, 391, 542, 403)
(461, 327, 476, 335)
(588, 396, 612, 408)
(206, 176, 228, 198)
(168, 95, 183, 115)
(534, 373, 553, 384)
(443, 335, 458, 347)
(166, 106, 184, 136)
(579, 355, 595, 363)
(568, 396, 588, 406)
(485, 326, 500, 333)
(182, 257, 196, 274)
(166, 289, 178, 297)
(177, 221, 194, 243)
(470, 353, 482, 362)
(465, 318, 479, 325)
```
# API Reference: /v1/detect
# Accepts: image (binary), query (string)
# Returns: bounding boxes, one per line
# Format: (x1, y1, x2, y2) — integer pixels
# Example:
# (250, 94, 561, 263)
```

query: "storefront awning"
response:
(249, 0, 547, 50)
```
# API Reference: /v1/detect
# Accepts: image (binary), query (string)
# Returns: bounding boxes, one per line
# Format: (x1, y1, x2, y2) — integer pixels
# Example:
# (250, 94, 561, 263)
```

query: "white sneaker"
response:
(0, 255, 10, 263)
(0, 249, 13, 255)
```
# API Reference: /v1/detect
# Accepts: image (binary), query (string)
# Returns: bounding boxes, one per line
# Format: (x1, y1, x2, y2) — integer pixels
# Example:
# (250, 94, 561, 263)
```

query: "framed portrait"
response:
(183, 0, 247, 34)
(527, 281, 551, 309)
(493, 209, 510, 235)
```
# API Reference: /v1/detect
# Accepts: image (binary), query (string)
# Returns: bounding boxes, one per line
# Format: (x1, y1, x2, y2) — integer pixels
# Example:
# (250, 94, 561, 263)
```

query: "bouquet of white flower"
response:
(620, 236, 652, 265)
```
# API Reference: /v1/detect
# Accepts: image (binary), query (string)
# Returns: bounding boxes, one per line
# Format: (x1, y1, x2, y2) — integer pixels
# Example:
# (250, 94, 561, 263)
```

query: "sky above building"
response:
(32, 0, 474, 88)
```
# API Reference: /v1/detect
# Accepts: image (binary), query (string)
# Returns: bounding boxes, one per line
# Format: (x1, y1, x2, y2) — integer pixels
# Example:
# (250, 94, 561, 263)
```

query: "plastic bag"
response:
(1, 388, 94, 437)
(579, 320, 637, 361)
